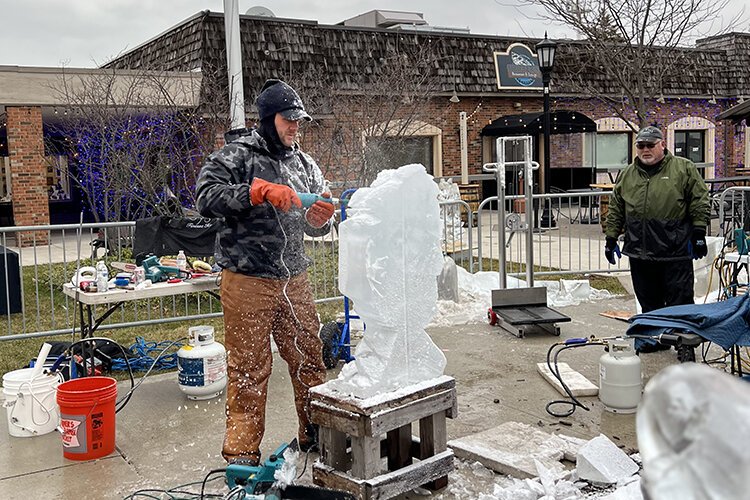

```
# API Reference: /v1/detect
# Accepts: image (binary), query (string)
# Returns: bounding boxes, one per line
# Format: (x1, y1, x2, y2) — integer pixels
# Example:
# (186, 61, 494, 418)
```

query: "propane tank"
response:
(177, 326, 227, 400)
(599, 337, 642, 414)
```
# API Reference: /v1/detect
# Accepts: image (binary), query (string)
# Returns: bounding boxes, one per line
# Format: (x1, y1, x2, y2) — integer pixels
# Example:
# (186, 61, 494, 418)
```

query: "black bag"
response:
(133, 216, 221, 262)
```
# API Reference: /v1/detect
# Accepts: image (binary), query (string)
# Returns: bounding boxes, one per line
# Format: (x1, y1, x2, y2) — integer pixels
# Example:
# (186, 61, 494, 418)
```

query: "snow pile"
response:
(429, 263, 618, 327)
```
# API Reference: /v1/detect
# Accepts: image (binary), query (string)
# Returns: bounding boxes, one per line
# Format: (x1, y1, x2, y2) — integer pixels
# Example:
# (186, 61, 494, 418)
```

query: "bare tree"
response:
(290, 39, 454, 188)
(45, 66, 228, 222)
(519, 0, 742, 127)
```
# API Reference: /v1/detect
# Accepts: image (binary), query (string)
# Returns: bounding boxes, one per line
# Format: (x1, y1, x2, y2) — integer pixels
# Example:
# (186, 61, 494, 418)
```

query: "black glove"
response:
(604, 236, 621, 265)
(690, 227, 708, 260)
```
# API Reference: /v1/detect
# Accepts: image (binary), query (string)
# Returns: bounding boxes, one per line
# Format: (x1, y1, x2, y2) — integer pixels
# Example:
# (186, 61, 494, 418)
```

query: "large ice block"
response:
(329, 164, 446, 398)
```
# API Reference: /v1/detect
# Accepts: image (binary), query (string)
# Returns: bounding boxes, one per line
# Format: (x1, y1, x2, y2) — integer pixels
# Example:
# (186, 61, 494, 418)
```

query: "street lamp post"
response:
(536, 33, 557, 228)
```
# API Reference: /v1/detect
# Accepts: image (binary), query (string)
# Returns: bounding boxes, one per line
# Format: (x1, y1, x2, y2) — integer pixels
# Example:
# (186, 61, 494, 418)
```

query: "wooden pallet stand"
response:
(310, 375, 457, 500)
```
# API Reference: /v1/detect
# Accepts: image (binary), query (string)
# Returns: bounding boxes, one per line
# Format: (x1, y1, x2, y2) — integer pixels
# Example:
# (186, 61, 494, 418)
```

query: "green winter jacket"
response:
(605, 151, 709, 261)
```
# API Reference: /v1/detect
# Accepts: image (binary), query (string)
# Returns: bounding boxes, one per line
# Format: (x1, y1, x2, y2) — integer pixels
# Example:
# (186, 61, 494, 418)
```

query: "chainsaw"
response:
(225, 441, 355, 499)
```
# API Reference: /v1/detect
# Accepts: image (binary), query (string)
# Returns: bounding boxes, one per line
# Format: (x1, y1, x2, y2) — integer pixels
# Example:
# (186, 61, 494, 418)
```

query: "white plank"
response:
(536, 362, 598, 397)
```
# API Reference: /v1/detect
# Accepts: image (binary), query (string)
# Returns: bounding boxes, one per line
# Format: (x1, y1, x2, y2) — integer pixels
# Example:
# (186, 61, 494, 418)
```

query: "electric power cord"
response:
(200, 468, 227, 500)
(115, 336, 188, 412)
(111, 336, 184, 371)
(271, 203, 322, 454)
(122, 471, 225, 499)
(62, 335, 186, 413)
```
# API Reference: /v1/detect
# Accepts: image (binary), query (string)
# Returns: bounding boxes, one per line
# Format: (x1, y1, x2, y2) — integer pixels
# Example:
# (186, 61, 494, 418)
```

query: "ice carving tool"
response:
(297, 192, 343, 208)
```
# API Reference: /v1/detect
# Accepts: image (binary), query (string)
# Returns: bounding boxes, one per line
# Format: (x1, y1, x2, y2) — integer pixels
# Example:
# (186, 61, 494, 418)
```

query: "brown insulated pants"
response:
(220, 269, 326, 462)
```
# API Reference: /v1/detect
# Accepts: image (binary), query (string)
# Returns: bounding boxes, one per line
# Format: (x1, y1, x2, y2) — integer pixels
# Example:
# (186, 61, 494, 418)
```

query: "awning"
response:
(717, 100, 750, 123)
(481, 110, 597, 136)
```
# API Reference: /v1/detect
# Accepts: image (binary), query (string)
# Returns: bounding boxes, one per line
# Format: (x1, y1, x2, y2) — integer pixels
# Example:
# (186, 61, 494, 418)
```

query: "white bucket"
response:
(2, 368, 61, 437)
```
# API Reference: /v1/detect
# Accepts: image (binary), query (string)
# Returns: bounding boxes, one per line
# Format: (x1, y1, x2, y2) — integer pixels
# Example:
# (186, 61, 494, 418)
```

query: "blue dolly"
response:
(321, 188, 363, 369)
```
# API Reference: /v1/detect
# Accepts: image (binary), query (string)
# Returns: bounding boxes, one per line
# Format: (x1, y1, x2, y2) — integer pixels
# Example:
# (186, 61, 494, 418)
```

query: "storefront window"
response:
(674, 130, 705, 163)
(364, 136, 434, 175)
(596, 132, 631, 170)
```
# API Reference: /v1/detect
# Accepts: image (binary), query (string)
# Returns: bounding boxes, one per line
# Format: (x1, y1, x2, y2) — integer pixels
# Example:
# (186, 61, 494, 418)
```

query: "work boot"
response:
(299, 423, 319, 453)
(676, 344, 696, 363)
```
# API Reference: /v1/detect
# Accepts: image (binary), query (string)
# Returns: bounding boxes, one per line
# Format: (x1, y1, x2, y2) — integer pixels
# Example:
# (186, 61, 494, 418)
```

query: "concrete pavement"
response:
(0, 296, 682, 499)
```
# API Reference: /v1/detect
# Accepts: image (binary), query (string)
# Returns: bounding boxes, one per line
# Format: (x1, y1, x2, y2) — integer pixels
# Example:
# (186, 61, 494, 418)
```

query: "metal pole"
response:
(460, 112, 469, 185)
(525, 138, 535, 287)
(543, 74, 551, 196)
(498, 161, 507, 289)
(223, 0, 246, 131)
(539, 72, 556, 228)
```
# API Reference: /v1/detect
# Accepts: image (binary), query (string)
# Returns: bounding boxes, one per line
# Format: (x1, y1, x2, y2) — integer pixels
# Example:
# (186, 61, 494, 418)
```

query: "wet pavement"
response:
(0, 295, 681, 499)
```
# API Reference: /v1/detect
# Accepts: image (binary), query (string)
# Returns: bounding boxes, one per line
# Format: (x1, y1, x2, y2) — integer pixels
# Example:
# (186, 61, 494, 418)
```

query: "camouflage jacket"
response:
(196, 130, 331, 278)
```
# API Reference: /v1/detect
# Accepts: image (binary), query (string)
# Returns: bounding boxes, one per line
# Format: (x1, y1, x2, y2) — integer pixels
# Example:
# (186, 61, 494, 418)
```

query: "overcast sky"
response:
(2, 0, 748, 68)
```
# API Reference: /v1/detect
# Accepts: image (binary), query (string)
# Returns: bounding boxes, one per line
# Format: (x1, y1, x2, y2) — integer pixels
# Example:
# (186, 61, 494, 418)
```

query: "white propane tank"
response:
(599, 337, 642, 414)
(177, 326, 227, 400)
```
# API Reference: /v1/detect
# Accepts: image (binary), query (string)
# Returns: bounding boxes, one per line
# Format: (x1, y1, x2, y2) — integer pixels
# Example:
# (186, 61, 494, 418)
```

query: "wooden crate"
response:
(310, 376, 457, 500)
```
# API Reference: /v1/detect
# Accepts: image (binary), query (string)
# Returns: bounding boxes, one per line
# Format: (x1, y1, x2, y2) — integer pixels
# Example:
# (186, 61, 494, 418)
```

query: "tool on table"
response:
(110, 261, 138, 273)
(71, 266, 97, 287)
(297, 193, 342, 208)
(141, 255, 180, 283)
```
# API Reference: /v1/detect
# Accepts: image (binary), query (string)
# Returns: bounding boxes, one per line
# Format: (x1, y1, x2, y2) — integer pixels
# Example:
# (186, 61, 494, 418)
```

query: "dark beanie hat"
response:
(255, 79, 311, 122)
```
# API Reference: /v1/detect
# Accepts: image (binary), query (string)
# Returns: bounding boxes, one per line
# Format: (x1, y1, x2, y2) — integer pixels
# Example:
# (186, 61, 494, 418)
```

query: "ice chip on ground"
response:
(637, 363, 750, 500)
(328, 164, 446, 398)
(576, 435, 638, 485)
(601, 477, 644, 500)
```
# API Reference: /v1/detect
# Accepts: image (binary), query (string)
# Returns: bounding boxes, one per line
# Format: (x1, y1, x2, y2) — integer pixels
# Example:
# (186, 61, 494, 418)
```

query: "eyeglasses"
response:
(635, 142, 659, 150)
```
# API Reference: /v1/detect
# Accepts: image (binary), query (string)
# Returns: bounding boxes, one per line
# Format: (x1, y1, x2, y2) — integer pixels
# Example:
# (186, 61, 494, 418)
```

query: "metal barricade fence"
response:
(717, 186, 750, 244)
(475, 190, 628, 277)
(0, 220, 342, 342)
(439, 200, 474, 273)
(0, 192, 630, 341)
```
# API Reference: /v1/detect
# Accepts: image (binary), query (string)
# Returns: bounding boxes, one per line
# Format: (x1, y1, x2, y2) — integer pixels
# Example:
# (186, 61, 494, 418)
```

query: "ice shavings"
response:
(325, 164, 446, 398)
(428, 265, 617, 327)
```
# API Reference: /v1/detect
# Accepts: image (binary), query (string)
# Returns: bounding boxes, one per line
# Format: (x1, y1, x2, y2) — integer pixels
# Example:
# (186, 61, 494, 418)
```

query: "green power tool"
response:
(225, 441, 355, 499)
(141, 255, 180, 283)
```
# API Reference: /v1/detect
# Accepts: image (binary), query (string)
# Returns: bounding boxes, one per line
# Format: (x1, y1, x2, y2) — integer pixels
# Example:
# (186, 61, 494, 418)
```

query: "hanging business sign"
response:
(494, 43, 542, 90)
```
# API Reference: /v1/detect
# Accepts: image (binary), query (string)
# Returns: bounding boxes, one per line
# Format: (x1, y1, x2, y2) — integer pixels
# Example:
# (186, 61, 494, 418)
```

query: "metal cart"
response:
(321, 188, 362, 368)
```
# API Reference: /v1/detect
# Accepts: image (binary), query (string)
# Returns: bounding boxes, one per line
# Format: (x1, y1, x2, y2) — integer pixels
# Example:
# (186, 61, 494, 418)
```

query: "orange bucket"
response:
(56, 376, 117, 461)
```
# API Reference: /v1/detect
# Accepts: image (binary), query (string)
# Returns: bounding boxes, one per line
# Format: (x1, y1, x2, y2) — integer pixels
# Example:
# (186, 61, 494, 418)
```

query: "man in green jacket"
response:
(604, 126, 710, 321)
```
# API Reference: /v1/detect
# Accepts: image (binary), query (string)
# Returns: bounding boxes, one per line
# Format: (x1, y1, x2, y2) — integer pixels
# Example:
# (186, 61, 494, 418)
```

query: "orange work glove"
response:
(305, 193, 335, 228)
(250, 178, 302, 212)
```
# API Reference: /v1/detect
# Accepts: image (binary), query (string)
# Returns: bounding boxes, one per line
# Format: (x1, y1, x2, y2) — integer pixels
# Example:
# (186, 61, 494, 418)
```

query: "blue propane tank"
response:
(177, 326, 227, 400)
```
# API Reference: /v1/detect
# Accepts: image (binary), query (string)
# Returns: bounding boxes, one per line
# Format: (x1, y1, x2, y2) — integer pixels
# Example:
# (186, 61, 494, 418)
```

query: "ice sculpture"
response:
(637, 363, 750, 500)
(328, 164, 446, 398)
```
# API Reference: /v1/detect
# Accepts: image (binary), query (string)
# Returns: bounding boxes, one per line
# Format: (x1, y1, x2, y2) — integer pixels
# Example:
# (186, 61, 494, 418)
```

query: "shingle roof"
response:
(104, 11, 748, 104)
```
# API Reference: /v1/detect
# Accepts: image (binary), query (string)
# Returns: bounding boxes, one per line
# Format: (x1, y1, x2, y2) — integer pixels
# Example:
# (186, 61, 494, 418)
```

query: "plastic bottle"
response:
(176, 250, 187, 271)
(96, 261, 109, 293)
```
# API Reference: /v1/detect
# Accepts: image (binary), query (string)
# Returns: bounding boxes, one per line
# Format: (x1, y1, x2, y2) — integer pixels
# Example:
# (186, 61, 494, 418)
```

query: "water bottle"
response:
(176, 250, 187, 272)
(96, 261, 109, 293)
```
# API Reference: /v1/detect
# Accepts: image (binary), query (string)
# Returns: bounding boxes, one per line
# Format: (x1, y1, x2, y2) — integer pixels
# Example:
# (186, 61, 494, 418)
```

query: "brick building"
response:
(103, 9, 749, 201)
(2, 9, 749, 234)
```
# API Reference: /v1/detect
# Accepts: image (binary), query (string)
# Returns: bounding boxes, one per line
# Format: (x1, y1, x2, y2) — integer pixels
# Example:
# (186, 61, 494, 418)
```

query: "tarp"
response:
(133, 216, 220, 262)
(627, 293, 750, 351)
